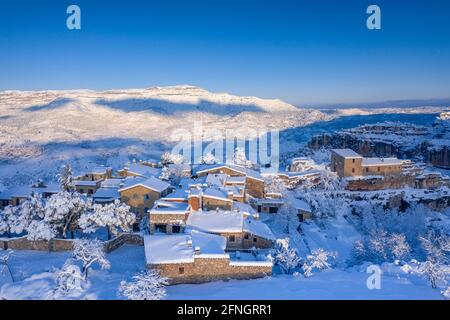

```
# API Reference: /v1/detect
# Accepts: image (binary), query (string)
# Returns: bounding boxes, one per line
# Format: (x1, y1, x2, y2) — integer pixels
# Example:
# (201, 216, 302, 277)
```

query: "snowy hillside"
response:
(0, 85, 445, 190)
(0, 85, 330, 189)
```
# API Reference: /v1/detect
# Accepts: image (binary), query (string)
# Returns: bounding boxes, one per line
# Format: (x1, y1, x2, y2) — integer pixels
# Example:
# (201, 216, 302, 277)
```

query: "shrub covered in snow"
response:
(119, 269, 168, 300)
(72, 239, 110, 279)
(302, 248, 337, 277)
(49, 261, 85, 299)
(274, 238, 301, 274)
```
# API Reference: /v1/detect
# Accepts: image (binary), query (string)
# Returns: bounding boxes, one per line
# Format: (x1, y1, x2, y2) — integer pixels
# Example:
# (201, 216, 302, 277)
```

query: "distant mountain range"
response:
(304, 98, 450, 109)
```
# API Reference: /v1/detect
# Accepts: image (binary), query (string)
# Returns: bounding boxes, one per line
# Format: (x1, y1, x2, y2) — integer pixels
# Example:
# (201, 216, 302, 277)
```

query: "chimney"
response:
(194, 246, 201, 255)
(252, 213, 260, 220)
(186, 239, 193, 248)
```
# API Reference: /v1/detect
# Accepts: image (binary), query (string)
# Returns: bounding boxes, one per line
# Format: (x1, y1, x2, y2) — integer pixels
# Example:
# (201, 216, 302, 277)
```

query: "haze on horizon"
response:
(1, 0, 449, 106)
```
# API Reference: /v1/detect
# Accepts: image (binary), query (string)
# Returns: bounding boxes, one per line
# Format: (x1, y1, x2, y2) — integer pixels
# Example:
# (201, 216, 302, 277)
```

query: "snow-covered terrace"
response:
(149, 200, 190, 215)
(362, 158, 403, 166)
(144, 230, 273, 267)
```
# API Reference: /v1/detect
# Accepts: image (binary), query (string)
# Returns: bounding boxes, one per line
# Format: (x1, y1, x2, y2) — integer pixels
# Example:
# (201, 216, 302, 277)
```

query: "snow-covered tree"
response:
(419, 232, 449, 289)
(161, 152, 184, 165)
(160, 164, 190, 186)
(0, 249, 14, 282)
(119, 269, 168, 300)
(72, 239, 110, 279)
(302, 248, 337, 277)
(442, 287, 450, 300)
(159, 166, 171, 181)
(202, 152, 217, 165)
(79, 200, 135, 239)
(274, 238, 301, 274)
(388, 233, 411, 261)
(10, 193, 46, 236)
(351, 230, 411, 264)
(44, 191, 92, 239)
(420, 259, 447, 289)
(58, 164, 74, 191)
(0, 206, 15, 237)
(50, 260, 84, 299)
(26, 220, 56, 241)
(233, 147, 253, 168)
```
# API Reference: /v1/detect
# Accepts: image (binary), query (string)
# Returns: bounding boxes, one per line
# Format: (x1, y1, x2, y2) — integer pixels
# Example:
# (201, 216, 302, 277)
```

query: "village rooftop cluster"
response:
(1, 142, 450, 285)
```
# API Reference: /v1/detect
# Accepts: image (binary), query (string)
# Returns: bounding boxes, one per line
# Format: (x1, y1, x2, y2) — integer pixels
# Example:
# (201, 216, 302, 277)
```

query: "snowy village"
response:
(1, 110, 450, 300)
(1, 0, 450, 303)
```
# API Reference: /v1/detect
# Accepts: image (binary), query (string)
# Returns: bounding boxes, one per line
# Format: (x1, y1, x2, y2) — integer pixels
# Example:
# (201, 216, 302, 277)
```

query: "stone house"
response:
(73, 166, 113, 181)
(0, 182, 60, 209)
(118, 162, 162, 178)
(144, 230, 273, 284)
(193, 164, 265, 199)
(119, 176, 171, 218)
(149, 200, 190, 234)
(186, 210, 275, 250)
(331, 149, 403, 178)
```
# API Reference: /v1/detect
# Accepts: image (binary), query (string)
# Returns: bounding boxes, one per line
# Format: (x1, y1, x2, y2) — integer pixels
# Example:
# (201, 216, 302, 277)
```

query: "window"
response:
(352, 168, 355, 173)
(179, 267, 185, 275)
(377, 167, 381, 172)
(366, 168, 369, 173)
(352, 159, 355, 163)
(253, 237, 257, 243)
(229, 235, 236, 242)
(144, 194, 150, 200)
(244, 234, 249, 240)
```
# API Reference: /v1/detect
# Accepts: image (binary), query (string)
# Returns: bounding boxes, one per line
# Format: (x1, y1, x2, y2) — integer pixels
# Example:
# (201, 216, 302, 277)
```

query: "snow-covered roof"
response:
(202, 188, 232, 201)
(144, 230, 227, 265)
(161, 189, 189, 201)
(92, 187, 120, 200)
(118, 176, 170, 193)
(0, 183, 61, 200)
(73, 166, 111, 177)
(122, 163, 162, 178)
(101, 178, 124, 188)
(187, 210, 244, 233)
(225, 176, 246, 184)
(291, 198, 312, 213)
(362, 158, 403, 166)
(243, 219, 275, 241)
(233, 202, 257, 215)
(150, 200, 189, 215)
(192, 163, 263, 181)
(206, 173, 228, 187)
(332, 149, 362, 158)
(0, 186, 32, 200)
(73, 180, 101, 187)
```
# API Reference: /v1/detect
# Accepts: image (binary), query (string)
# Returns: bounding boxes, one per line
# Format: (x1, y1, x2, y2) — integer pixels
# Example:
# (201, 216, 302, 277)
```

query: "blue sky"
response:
(0, 0, 449, 105)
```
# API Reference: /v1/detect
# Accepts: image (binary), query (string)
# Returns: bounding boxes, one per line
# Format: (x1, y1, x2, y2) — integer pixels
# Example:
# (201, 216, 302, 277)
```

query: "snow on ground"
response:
(0, 244, 443, 300)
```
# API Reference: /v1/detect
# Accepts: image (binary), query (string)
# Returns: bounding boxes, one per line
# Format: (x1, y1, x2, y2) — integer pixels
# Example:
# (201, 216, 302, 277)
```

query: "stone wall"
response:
(0, 237, 74, 251)
(150, 256, 272, 284)
(346, 174, 415, 191)
(246, 177, 265, 199)
(428, 147, 450, 169)
(221, 232, 273, 250)
(202, 197, 232, 211)
(0, 233, 143, 253)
